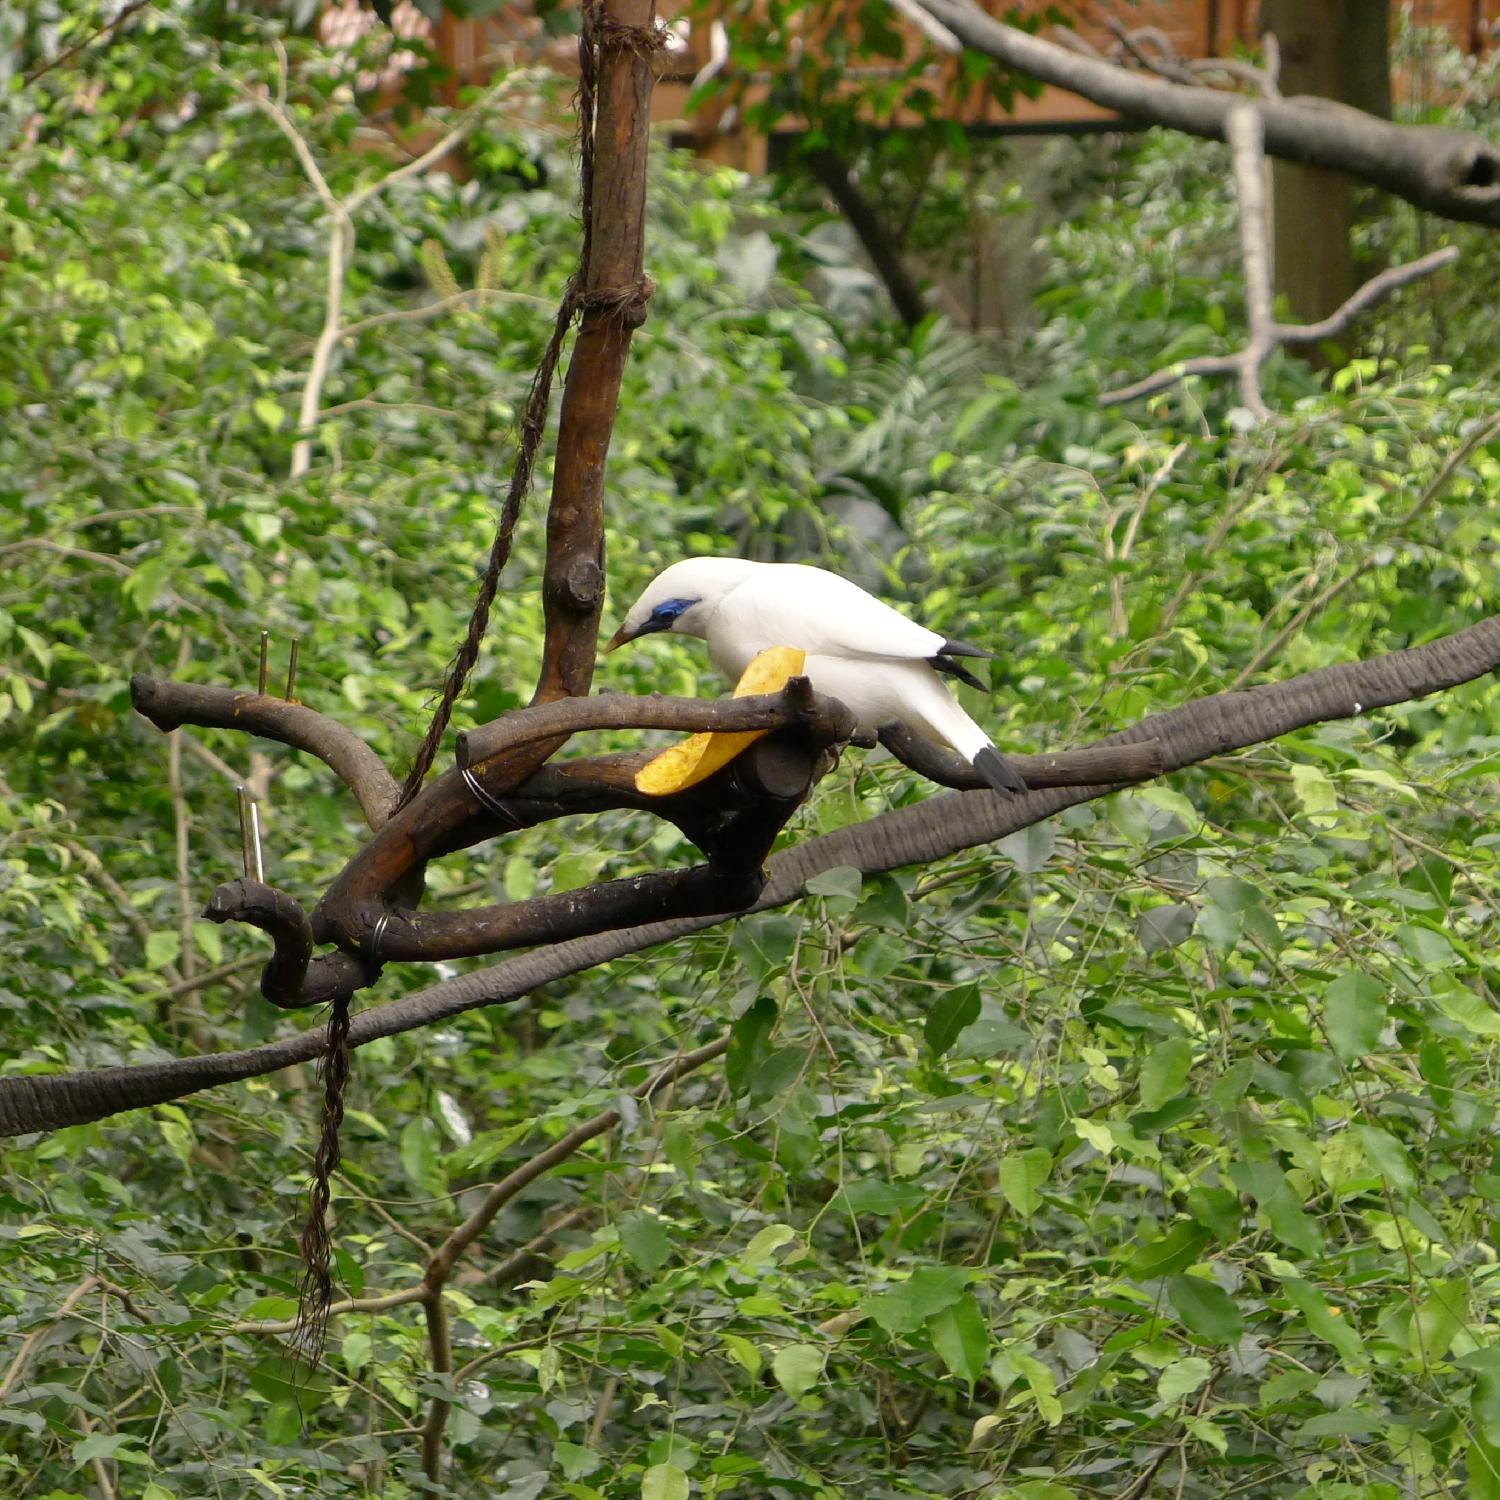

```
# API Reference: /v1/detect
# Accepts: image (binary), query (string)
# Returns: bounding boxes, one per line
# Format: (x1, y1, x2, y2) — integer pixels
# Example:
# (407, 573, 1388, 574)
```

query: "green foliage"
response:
(5, 13, 1500, 1500)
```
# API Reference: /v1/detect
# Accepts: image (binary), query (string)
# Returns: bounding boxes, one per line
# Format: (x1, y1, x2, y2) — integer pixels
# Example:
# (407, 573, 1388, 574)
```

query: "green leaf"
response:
(741, 1223, 795, 1266)
(772, 1343, 824, 1399)
(1323, 972, 1384, 1061)
(253, 395, 285, 431)
(555, 1442, 603, 1480)
(836, 1178, 925, 1217)
(998, 1147, 1052, 1219)
(930, 1292, 989, 1386)
(1410, 1280, 1467, 1362)
(399, 1116, 444, 1195)
(720, 1332, 762, 1379)
(1167, 1274, 1244, 1344)
(641, 1463, 689, 1500)
(72, 1433, 142, 1466)
(1432, 987, 1500, 1038)
(1138, 1037, 1193, 1110)
(1156, 1356, 1213, 1405)
(1229, 1160, 1322, 1257)
(1129, 1222, 1210, 1280)
(1354, 1123, 1414, 1193)
(725, 996, 777, 1097)
(1469, 1350, 1500, 1446)
(1281, 1278, 1367, 1368)
(265, 1402, 301, 1445)
(925, 983, 981, 1058)
(1290, 762, 1337, 818)
(804, 864, 862, 901)
(144, 929, 180, 970)
(1009, 1351, 1062, 1425)
(618, 1209, 671, 1273)
(864, 1267, 969, 1335)
(1467, 1435, 1500, 1500)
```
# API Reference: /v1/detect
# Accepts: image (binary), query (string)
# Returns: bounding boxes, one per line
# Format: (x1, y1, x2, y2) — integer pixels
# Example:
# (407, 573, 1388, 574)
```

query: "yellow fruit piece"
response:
(635, 646, 807, 796)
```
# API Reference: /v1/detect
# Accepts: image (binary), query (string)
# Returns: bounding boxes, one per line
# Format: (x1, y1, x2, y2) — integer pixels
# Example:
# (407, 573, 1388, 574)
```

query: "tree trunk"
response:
(804, 146, 928, 330)
(1261, 0, 1391, 331)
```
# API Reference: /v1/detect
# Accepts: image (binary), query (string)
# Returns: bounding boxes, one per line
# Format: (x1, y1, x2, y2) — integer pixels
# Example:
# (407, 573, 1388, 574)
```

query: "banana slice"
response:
(634, 646, 807, 795)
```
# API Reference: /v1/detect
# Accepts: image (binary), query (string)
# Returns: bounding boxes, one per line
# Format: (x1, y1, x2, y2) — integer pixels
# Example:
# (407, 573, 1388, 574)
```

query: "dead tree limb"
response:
(910, 0, 1500, 228)
(9, 609, 1499, 1138)
(1101, 106, 1459, 414)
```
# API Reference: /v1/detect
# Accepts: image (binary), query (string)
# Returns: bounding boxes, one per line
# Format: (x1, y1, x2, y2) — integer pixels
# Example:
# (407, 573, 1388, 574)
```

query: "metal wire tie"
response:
(460, 765, 523, 830)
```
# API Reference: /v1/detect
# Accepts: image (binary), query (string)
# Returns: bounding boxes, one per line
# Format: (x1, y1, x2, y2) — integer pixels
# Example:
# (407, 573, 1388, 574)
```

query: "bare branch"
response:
(231, 1286, 425, 1338)
(914, 0, 1500, 227)
(877, 726, 1163, 789)
(130, 677, 399, 830)
(1100, 244, 1458, 410)
(1279, 246, 1463, 345)
(337, 287, 551, 343)
(455, 678, 855, 769)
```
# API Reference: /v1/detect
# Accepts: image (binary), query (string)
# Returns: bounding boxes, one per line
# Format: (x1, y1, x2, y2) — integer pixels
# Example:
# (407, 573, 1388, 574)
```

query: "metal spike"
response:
(248, 800, 265, 884)
(237, 785, 254, 877)
(258, 632, 270, 696)
(284, 638, 300, 703)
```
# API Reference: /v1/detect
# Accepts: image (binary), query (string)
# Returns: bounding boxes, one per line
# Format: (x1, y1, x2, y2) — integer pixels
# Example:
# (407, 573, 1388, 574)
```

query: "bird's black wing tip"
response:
(974, 747, 1027, 795)
(941, 637, 997, 661)
(931, 653, 988, 692)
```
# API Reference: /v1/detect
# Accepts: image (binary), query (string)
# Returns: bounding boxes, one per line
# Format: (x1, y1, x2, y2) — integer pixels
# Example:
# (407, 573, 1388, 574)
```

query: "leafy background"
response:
(4, 6, 1500, 1499)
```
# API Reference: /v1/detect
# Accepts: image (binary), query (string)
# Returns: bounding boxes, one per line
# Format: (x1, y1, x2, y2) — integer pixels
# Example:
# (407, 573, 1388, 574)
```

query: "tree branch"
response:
(12, 611, 1500, 1137)
(531, 0, 661, 707)
(913, 0, 1500, 227)
(131, 677, 399, 830)
(1099, 243, 1458, 410)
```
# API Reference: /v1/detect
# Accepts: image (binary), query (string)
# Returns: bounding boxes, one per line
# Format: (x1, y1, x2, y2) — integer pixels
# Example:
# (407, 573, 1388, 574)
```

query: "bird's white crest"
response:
(609, 557, 1026, 793)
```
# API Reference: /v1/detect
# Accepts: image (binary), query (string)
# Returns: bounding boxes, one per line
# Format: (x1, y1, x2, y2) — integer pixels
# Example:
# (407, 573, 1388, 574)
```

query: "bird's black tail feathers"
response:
(974, 747, 1027, 795)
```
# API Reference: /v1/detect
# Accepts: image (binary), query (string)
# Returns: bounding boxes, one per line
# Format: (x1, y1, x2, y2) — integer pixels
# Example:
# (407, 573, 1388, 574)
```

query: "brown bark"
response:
(533, 0, 658, 706)
(1262, 0, 1392, 331)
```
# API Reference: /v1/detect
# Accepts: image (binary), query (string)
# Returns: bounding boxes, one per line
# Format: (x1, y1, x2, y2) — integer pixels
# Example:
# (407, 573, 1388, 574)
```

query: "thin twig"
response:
(1106, 442, 1187, 640)
(336, 286, 550, 343)
(168, 639, 205, 1033)
(0, 1277, 145, 1400)
(22, 0, 151, 84)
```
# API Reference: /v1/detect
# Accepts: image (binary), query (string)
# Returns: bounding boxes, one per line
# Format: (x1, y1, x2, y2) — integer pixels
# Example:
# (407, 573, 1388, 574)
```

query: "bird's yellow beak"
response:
(602, 625, 630, 654)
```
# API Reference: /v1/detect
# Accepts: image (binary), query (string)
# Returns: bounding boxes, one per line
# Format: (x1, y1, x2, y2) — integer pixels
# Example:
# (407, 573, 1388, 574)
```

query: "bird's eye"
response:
(650, 597, 695, 626)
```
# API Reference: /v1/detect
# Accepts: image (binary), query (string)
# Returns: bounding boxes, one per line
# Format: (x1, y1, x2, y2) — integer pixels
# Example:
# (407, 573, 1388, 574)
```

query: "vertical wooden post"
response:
(533, 0, 659, 705)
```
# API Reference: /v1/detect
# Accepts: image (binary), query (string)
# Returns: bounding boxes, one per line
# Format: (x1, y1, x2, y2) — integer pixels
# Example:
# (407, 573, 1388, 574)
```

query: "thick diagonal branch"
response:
(911, 0, 1500, 228)
(11, 610, 1499, 1137)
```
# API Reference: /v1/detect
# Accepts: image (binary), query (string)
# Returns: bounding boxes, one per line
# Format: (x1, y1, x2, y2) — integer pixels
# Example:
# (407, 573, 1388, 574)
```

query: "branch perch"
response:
(12, 610, 1499, 1137)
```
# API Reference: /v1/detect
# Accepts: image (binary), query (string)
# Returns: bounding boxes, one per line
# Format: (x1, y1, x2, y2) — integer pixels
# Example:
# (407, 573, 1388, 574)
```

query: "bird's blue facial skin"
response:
(642, 597, 697, 635)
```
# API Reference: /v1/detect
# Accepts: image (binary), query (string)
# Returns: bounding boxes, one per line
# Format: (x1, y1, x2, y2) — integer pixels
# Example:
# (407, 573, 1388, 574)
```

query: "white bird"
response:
(606, 557, 1026, 793)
